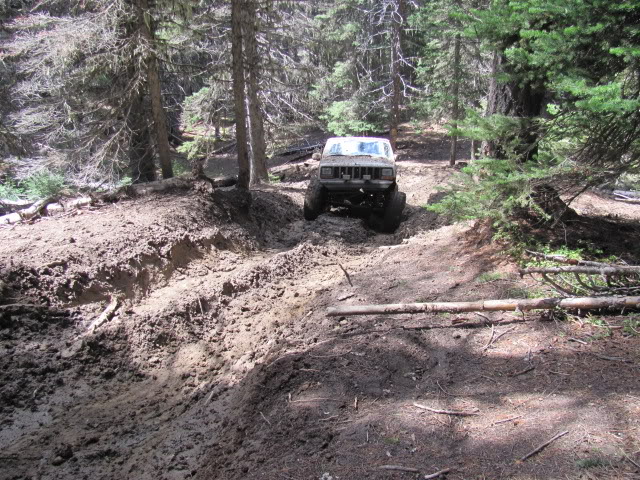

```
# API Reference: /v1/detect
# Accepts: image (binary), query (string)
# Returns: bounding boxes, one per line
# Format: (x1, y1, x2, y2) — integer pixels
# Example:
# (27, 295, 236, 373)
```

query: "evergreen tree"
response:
(2, 0, 183, 184)
(431, 0, 640, 225)
(312, 0, 417, 136)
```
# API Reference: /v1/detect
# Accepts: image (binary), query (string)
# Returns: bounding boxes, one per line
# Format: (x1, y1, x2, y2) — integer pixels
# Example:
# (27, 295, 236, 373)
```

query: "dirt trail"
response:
(1, 128, 639, 480)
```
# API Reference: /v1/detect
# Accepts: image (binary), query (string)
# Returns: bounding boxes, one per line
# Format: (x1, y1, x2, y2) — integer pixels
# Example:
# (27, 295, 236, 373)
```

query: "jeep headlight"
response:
(320, 166, 333, 179)
(381, 168, 394, 180)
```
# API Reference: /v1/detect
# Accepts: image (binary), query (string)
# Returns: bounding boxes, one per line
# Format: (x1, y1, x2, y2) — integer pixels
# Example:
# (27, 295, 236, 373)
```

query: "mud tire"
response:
(380, 189, 406, 232)
(303, 178, 327, 220)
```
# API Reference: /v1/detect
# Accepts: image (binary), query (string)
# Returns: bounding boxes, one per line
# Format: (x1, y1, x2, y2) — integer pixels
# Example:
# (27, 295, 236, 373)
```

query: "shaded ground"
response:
(1, 125, 639, 480)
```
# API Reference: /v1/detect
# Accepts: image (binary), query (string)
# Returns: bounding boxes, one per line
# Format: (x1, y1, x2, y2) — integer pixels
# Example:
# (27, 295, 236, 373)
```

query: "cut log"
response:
(326, 296, 640, 317)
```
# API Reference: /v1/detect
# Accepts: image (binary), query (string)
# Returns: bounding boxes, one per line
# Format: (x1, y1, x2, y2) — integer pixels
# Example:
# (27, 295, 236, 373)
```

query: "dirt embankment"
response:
(1, 128, 639, 480)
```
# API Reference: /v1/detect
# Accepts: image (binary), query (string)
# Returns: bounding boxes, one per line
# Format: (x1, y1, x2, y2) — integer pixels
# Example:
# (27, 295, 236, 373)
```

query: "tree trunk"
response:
(244, 0, 268, 185)
(449, 33, 461, 166)
(129, 93, 156, 183)
(484, 50, 545, 162)
(137, 0, 173, 179)
(231, 0, 250, 190)
(389, 1, 403, 150)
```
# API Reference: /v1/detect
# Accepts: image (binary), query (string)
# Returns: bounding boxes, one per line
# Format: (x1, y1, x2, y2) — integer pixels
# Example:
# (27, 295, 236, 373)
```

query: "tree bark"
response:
(231, 0, 250, 189)
(244, 0, 268, 185)
(129, 92, 156, 183)
(449, 33, 461, 166)
(137, 0, 173, 179)
(389, 0, 403, 150)
(327, 296, 640, 317)
(484, 50, 545, 162)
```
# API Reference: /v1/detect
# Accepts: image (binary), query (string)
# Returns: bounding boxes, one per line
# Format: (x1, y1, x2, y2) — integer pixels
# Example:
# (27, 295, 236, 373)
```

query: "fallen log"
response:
(102, 175, 237, 202)
(0, 175, 238, 226)
(613, 190, 640, 199)
(0, 198, 33, 213)
(326, 296, 640, 317)
(275, 142, 323, 157)
(615, 197, 640, 204)
(524, 250, 612, 267)
(520, 266, 640, 276)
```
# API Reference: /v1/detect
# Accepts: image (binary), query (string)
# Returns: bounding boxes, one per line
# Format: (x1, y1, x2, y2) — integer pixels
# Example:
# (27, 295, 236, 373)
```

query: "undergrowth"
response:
(1, 170, 68, 201)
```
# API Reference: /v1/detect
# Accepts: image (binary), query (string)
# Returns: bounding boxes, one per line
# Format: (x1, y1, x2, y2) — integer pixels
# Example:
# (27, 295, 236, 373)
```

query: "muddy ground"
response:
(1, 127, 639, 480)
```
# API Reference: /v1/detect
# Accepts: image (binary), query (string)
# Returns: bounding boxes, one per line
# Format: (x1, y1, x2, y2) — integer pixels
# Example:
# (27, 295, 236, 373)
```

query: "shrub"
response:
(0, 178, 24, 200)
(23, 170, 67, 200)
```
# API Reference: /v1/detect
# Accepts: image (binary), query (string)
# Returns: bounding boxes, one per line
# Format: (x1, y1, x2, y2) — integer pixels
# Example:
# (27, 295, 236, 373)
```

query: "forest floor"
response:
(1, 127, 640, 480)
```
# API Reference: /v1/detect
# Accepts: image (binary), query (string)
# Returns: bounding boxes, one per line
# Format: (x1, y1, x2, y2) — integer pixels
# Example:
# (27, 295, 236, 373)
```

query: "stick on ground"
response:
(413, 402, 480, 416)
(424, 468, 451, 479)
(520, 430, 569, 461)
(378, 465, 419, 473)
(337, 263, 353, 287)
(491, 415, 523, 426)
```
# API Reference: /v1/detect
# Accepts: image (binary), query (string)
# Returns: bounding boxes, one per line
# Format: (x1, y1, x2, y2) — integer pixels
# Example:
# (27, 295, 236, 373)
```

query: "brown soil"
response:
(1, 126, 639, 480)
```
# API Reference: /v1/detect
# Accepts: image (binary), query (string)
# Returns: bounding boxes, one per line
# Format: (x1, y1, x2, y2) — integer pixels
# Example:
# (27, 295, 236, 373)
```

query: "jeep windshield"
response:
(323, 138, 392, 160)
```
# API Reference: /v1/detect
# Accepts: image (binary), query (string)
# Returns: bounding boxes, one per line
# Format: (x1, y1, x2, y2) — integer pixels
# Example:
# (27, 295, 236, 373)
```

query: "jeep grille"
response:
(327, 166, 381, 180)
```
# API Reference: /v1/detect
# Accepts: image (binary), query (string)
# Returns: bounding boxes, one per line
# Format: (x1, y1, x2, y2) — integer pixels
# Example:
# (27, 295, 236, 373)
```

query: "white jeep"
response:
(303, 137, 406, 232)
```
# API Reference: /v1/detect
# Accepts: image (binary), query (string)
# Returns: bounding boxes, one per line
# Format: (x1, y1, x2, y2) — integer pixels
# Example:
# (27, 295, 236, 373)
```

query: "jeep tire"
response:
(303, 178, 327, 220)
(380, 189, 406, 232)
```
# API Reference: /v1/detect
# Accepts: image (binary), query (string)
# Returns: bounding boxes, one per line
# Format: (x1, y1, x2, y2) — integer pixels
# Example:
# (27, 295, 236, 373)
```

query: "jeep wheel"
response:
(380, 189, 406, 232)
(303, 178, 327, 220)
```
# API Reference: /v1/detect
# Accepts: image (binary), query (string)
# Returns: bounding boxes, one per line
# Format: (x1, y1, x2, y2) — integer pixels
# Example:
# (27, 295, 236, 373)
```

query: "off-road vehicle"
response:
(303, 137, 406, 232)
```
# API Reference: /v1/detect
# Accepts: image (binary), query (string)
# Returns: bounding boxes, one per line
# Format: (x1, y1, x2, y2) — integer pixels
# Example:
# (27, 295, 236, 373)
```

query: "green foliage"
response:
(0, 178, 24, 200)
(623, 316, 640, 336)
(322, 100, 378, 136)
(424, 0, 640, 226)
(23, 170, 67, 199)
(410, 0, 484, 123)
(268, 172, 281, 184)
(475, 272, 503, 283)
(424, 153, 569, 226)
(502, 286, 546, 299)
(576, 457, 608, 469)
(583, 315, 612, 341)
(172, 160, 190, 177)
(117, 175, 133, 188)
(311, 0, 417, 135)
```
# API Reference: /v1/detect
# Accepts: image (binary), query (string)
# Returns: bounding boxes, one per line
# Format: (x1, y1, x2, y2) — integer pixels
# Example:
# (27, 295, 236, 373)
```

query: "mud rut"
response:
(2, 151, 640, 480)
(0, 158, 448, 480)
